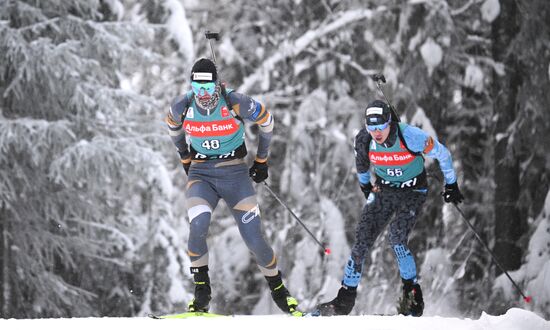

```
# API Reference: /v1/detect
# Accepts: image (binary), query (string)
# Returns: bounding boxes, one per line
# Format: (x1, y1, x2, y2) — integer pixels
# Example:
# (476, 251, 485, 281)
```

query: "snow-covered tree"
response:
(0, 0, 192, 317)
(1, 0, 549, 320)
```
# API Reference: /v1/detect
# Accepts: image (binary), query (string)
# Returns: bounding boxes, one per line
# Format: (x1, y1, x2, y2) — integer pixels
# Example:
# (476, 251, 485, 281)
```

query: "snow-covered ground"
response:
(1, 308, 548, 330)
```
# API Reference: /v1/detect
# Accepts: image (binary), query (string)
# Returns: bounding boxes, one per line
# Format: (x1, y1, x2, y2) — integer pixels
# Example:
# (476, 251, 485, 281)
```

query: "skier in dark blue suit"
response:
(317, 100, 464, 316)
(166, 58, 301, 315)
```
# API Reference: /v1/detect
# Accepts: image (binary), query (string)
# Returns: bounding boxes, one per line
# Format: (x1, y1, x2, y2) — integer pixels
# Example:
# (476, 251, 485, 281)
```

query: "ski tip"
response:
(148, 312, 225, 319)
(524, 296, 533, 303)
(303, 310, 322, 317)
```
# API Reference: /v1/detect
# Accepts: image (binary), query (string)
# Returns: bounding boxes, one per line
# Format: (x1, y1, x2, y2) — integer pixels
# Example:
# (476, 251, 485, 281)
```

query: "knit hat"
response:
(365, 100, 391, 125)
(190, 58, 217, 82)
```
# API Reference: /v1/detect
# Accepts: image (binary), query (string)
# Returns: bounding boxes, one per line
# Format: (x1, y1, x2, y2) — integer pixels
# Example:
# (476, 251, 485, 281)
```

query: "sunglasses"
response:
(366, 119, 391, 132)
(191, 81, 216, 97)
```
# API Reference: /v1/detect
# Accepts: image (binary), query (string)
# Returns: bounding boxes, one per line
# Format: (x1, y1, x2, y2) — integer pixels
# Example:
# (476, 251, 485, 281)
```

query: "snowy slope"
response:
(1, 308, 548, 330)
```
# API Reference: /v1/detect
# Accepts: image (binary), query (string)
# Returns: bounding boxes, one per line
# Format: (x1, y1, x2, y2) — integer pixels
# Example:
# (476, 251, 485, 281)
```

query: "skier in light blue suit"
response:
(317, 100, 464, 316)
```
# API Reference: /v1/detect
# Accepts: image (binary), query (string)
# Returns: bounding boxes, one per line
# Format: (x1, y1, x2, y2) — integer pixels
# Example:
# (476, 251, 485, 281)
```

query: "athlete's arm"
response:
(165, 93, 192, 164)
(354, 129, 372, 186)
(229, 92, 273, 163)
(401, 124, 457, 184)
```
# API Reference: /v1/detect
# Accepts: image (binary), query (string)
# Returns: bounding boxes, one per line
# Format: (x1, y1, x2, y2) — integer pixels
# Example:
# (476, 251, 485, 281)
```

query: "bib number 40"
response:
(386, 168, 403, 177)
(202, 139, 220, 150)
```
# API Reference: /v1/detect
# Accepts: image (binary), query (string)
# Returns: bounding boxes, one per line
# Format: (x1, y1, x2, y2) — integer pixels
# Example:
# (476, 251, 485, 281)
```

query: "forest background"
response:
(1, 0, 549, 320)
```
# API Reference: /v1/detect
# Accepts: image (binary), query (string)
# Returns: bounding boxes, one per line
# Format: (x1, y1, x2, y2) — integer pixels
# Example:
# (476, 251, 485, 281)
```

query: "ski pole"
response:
(452, 203, 532, 303)
(370, 73, 401, 122)
(262, 182, 331, 255)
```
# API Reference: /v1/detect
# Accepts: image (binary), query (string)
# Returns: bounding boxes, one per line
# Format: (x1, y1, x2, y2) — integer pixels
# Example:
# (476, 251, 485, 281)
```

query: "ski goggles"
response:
(191, 81, 216, 97)
(366, 119, 391, 132)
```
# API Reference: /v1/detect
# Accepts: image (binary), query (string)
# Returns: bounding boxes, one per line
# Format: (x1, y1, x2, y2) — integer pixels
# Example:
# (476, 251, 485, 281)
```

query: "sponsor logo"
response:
(184, 118, 239, 137)
(242, 205, 260, 224)
(369, 151, 415, 166)
(380, 177, 418, 188)
(249, 102, 261, 121)
(192, 72, 212, 81)
(186, 107, 194, 118)
(221, 106, 229, 117)
(366, 107, 383, 116)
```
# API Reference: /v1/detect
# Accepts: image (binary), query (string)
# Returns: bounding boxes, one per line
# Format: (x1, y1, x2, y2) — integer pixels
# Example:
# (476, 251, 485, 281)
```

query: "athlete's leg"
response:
(346, 190, 396, 287)
(186, 178, 220, 267)
(184, 174, 220, 312)
(217, 163, 299, 314)
(388, 190, 426, 281)
(215, 163, 276, 276)
(388, 190, 426, 317)
(316, 190, 397, 316)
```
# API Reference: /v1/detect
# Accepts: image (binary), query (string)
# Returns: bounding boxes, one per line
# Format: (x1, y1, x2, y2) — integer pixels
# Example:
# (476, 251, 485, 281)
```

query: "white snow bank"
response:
(1, 308, 548, 330)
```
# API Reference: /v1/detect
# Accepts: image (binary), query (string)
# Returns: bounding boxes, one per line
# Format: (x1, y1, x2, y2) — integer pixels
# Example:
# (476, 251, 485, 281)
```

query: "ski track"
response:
(1, 308, 549, 330)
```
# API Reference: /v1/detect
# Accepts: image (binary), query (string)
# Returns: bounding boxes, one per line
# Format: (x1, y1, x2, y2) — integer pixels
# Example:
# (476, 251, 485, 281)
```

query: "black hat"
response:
(190, 58, 217, 82)
(365, 100, 391, 125)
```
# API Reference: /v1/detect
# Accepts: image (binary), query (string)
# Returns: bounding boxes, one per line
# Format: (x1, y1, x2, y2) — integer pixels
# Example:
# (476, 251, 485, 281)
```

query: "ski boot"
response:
(187, 266, 211, 312)
(397, 279, 424, 316)
(316, 285, 357, 316)
(265, 271, 302, 316)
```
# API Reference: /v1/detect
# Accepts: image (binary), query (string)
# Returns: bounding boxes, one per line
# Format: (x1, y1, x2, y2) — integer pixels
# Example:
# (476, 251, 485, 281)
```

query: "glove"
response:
(182, 161, 190, 175)
(359, 182, 373, 200)
(178, 151, 191, 175)
(442, 181, 464, 204)
(249, 161, 268, 183)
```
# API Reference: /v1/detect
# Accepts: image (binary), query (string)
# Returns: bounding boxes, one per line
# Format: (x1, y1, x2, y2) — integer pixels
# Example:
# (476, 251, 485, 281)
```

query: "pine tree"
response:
(0, 0, 190, 317)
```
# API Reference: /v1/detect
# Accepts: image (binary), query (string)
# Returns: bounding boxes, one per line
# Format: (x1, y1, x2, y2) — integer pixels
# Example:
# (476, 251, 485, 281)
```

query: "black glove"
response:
(249, 161, 268, 183)
(442, 181, 464, 204)
(359, 182, 373, 200)
(182, 161, 190, 175)
(178, 151, 191, 175)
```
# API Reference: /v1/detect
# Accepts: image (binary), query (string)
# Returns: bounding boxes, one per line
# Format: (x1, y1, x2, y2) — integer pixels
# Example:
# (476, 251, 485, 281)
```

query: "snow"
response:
(464, 61, 485, 93)
(163, 0, 194, 61)
(103, 0, 124, 21)
(453, 89, 462, 104)
(239, 9, 375, 93)
(409, 106, 438, 166)
(218, 37, 239, 64)
(1, 308, 548, 330)
(481, 0, 501, 23)
(419, 38, 443, 77)
(499, 190, 550, 316)
(3, 0, 550, 325)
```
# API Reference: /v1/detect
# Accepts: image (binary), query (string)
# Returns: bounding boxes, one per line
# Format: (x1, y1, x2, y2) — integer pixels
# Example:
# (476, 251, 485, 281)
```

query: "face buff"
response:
(194, 83, 220, 111)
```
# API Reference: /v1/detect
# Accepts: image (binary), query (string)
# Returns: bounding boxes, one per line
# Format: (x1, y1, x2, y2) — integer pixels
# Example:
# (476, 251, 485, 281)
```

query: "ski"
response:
(149, 311, 306, 318)
(303, 309, 322, 317)
(148, 312, 226, 319)
(304, 309, 401, 317)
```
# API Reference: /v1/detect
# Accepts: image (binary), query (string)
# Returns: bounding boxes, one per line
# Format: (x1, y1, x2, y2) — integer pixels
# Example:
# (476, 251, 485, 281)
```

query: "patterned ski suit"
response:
(341, 122, 458, 287)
